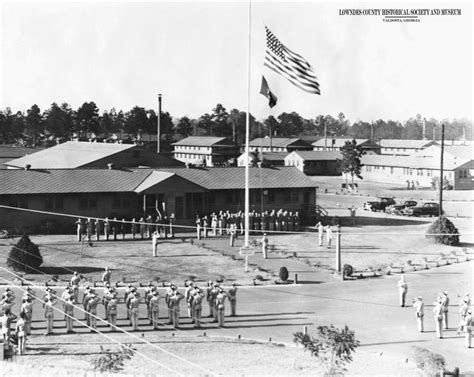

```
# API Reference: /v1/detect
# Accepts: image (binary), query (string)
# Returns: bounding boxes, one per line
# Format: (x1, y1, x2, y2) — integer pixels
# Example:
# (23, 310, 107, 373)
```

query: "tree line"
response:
(0, 102, 471, 147)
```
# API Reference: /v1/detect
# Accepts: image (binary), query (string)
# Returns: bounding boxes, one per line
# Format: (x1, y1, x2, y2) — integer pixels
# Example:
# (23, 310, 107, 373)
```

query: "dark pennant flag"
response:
(259, 75, 278, 108)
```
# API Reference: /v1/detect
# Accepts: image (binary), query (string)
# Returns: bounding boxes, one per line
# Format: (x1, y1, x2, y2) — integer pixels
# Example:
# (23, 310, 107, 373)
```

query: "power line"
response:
(0, 204, 470, 236)
(0, 270, 184, 376)
(0, 263, 217, 377)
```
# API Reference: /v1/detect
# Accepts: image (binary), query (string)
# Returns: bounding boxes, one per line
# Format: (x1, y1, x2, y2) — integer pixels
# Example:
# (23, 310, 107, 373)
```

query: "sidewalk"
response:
(192, 231, 336, 285)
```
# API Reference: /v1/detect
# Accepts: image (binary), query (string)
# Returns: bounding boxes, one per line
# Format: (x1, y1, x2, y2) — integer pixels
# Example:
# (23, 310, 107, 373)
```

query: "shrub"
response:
(343, 264, 353, 277)
(294, 325, 360, 376)
(7, 234, 43, 273)
(92, 344, 135, 372)
(426, 216, 460, 246)
(279, 266, 289, 282)
(411, 346, 445, 376)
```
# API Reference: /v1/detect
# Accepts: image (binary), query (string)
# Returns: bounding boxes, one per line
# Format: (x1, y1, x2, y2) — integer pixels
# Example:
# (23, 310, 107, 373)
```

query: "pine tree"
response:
(7, 235, 43, 273)
(338, 139, 365, 186)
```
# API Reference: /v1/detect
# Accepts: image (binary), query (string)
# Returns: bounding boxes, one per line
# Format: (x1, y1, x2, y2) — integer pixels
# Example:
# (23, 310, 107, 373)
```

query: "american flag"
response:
(264, 26, 320, 95)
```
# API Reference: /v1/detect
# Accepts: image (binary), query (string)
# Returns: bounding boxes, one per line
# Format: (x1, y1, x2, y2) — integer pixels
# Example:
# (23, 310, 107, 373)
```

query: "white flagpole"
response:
(244, 0, 252, 248)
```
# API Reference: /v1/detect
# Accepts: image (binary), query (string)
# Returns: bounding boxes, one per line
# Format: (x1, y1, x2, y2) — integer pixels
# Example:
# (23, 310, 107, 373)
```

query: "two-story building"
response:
(361, 145, 473, 190)
(248, 137, 312, 153)
(172, 136, 236, 167)
(3, 141, 182, 169)
(378, 139, 438, 156)
(312, 138, 381, 154)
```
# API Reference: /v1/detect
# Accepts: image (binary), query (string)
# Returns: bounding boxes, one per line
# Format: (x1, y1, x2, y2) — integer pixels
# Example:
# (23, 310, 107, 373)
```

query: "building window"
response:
(268, 190, 275, 203)
(79, 195, 98, 209)
(283, 190, 291, 203)
(303, 191, 310, 204)
(390, 167, 394, 174)
(291, 191, 299, 202)
(45, 196, 64, 210)
(409, 169, 413, 175)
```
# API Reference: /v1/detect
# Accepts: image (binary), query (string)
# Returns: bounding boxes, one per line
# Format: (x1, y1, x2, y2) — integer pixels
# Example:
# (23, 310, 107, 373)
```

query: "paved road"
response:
(1, 259, 472, 374)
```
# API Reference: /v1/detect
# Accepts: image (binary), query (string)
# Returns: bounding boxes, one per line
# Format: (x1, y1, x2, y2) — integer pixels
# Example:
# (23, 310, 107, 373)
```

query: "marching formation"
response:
(0, 268, 239, 356)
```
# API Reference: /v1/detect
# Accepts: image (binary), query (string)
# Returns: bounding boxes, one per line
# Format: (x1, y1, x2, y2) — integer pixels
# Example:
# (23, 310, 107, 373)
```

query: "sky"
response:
(0, 1, 472, 124)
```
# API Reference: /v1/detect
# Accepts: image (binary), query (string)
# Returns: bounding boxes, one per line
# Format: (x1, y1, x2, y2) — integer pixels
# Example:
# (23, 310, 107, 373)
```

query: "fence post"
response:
(336, 225, 341, 273)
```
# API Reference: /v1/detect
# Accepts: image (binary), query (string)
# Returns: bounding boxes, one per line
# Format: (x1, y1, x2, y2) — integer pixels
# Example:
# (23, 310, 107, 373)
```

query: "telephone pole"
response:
(157, 93, 162, 153)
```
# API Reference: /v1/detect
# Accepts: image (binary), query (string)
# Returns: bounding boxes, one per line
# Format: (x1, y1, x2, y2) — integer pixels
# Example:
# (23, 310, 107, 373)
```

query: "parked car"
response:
(363, 197, 396, 212)
(402, 202, 442, 217)
(385, 200, 418, 215)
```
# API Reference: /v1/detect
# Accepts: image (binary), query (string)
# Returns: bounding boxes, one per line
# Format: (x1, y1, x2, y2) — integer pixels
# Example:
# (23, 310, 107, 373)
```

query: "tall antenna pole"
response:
(244, 0, 251, 248)
(157, 93, 162, 153)
(439, 123, 444, 216)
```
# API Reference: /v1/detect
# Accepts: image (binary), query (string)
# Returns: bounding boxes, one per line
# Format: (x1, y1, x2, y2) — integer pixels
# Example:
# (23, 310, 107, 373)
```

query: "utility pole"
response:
(439, 123, 445, 216)
(157, 93, 162, 153)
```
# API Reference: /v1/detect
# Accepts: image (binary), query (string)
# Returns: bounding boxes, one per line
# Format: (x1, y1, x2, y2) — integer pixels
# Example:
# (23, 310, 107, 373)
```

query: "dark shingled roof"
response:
(0, 166, 316, 195)
(0, 169, 152, 195)
(156, 166, 317, 190)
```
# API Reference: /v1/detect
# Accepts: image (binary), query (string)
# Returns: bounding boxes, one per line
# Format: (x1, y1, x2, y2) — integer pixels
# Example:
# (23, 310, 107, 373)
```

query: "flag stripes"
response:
(264, 26, 320, 95)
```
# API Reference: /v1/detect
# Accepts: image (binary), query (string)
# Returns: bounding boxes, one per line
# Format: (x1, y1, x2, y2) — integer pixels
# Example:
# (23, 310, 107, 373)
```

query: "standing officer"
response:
(139, 217, 146, 239)
(146, 215, 153, 239)
(15, 312, 27, 355)
(440, 291, 450, 329)
(152, 231, 160, 257)
(95, 219, 102, 241)
(88, 291, 101, 332)
(75, 218, 84, 242)
(458, 296, 470, 333)
(169, 290, 184, 328)
(325, 225, 333, 248)
(102, 267, 112, 286)
(397, 275, 408, 307)
(185, 281, 195, 319)
(64, 295, 75, 333)
(104, 217, 111, 241)
(112, 217, 118, 241)
(82, 287, 94, 326)
(216, 288, 228, 327)
(130, 292, 140, 331)
(261, 233, 269, 259)
(144, 283, 155, 323)
(229, 223, 237, 247)
(192, 288, 205, 328)
(43, 295, 56, 335)
(120, 218, 127, 240)
(228, 282, 238, 317)
(433, 296, 444, 339)
(108, 292, 118, 330)
(315, 222, 324, 246)
(131, 218, 138, 240)
(86, 218, 93, 242)
(165, 284, 175, 324)
(70, 272, 81, 303)
(149, 290, 161, 330)
(464, 310, 473, 348)
(206, 281, 214, 318)
(269, 210, 276, 233)
(412, 296, 424, 332)
(196, 216, 202, 240)
(20, 297, 34, 335)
